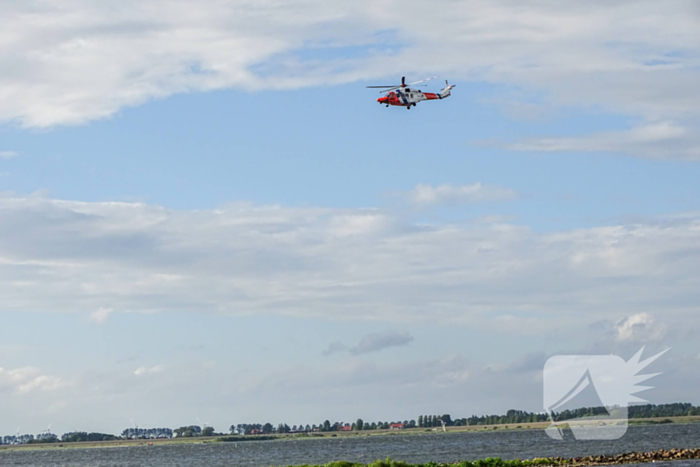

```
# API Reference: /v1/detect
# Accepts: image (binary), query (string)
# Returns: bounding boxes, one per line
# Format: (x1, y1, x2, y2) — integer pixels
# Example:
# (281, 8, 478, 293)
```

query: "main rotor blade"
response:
(369, 77, 435, 93)
(380, 84, 428, 93)
(408, 77, 437, 86)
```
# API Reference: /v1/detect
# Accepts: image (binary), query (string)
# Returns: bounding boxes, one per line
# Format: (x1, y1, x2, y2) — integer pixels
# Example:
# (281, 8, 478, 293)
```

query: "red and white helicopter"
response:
(367, 76, 455, 109)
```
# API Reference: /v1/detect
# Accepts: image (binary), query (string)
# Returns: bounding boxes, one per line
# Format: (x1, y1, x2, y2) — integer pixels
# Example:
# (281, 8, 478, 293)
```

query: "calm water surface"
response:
(1, 423, 699, 467)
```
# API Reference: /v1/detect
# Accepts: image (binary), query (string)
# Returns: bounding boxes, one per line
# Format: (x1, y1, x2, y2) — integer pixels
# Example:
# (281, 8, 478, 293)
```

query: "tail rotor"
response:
(442, 80, 455, 90)
(440, 80, 455, 98)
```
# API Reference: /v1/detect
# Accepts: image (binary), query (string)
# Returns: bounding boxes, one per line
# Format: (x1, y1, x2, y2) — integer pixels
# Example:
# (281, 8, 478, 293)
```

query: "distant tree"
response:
(242, 424, 262, 435)
(322, 420, 331, 432)
(62, 432, 89, 443)
(61, 432, 120, 443)
(356, 419, 364, 431)
(174, 426, 201, 438)
(202, 426, 215, 437)
(28, 434, 58, 444)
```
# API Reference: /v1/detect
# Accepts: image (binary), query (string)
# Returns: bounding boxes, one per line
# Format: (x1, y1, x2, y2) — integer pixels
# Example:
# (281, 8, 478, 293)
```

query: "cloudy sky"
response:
(1, 0, 699, 436)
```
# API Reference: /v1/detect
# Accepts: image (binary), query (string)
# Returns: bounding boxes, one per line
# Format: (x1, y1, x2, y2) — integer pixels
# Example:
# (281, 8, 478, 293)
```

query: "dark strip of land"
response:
(1, 416, 699, 452)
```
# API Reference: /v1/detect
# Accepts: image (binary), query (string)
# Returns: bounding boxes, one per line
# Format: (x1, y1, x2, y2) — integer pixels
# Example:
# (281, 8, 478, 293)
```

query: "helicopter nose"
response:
(377, 96, 387, 104)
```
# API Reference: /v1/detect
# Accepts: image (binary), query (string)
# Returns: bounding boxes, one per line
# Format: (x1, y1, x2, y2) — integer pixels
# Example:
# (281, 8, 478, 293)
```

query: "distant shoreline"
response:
(1, 415, 699, 453)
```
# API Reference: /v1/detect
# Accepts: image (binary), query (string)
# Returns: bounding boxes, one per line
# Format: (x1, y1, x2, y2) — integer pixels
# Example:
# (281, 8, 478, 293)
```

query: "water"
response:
(1, 423, 699, 467)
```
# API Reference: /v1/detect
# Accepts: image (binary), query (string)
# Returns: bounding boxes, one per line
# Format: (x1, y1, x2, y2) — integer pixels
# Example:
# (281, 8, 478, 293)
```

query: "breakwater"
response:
(314, 450, 700, 467)
(551, 448, 700, 466)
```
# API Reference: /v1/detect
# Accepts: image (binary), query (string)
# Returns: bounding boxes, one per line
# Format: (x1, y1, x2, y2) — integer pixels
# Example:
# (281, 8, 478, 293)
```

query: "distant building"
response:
(338, 425, 352, 431)
(390, 423, 405, 430)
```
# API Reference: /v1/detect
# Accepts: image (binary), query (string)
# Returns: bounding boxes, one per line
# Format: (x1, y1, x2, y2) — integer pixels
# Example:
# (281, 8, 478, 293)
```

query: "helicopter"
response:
(367, 76, 455, 109)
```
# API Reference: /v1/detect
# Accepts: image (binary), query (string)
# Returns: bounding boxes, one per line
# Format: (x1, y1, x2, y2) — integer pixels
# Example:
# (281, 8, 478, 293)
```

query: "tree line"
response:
(230, 403, 700, 435)
(230, 419, 418, 435)
(2, 403, 699, 445)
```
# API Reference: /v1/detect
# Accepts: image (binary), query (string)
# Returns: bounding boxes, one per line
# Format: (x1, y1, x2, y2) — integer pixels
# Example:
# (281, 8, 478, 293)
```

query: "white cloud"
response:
(134, 365, 164, 376)
(0, 339, 690, 434)
(499, 122, 700, 160)
(0, 151, 17, 158)
(615, 313, 667, 342)
(88, 307, 112, 324)
(1, 1, 699, 126)
(406, 183, 518, 207)
(0, 195, 699, 333)
(0, 366, 68, 394)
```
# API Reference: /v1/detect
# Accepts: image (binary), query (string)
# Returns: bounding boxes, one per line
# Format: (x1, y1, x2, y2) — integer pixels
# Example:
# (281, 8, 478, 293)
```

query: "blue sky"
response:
(1, 0, 699, 436)
(4, 86, 698, 227)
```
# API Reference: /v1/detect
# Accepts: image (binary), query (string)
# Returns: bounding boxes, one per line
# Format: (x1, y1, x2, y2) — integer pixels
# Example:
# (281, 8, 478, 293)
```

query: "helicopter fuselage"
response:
(368, 77, 455, 109)
(377, 88, 441, 107)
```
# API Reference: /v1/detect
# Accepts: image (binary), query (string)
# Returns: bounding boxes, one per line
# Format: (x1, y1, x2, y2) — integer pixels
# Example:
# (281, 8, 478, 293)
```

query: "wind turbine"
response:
(131, 419, 142, 439)
(40, 424, 52, 435)
(438, 418, 447, 433)
(197, 418, 211, 434)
